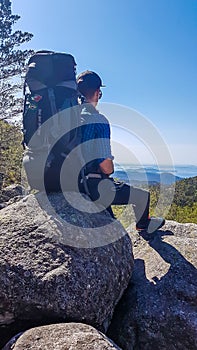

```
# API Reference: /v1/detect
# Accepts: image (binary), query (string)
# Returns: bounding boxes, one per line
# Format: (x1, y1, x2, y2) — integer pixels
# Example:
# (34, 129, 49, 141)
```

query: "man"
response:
(77, 70, 165, 233)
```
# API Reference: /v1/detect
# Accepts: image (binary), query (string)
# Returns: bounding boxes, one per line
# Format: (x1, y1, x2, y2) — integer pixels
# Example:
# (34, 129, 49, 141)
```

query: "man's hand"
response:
(99, 158, 114, 175)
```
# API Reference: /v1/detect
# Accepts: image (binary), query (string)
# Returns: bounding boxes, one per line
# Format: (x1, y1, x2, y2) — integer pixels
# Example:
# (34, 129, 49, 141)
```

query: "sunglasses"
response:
(99, 90, 103, 99)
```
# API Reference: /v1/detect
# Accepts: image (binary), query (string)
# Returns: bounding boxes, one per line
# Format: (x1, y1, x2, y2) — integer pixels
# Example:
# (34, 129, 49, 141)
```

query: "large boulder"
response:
(0, 191, 133, 348)
(108, 220, 197, 350)
(3, 323, 122, 350)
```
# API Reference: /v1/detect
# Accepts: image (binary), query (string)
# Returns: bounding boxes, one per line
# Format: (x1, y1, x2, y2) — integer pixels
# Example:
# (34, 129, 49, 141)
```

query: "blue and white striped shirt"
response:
(80, 103, 114, 173)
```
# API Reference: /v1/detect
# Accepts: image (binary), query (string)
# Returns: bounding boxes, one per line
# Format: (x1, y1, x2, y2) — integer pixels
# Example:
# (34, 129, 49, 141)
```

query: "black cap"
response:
(77, 70, 105, 91)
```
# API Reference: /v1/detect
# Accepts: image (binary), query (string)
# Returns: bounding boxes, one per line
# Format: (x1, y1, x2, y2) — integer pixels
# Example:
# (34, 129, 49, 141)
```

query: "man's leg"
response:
(84, 178, 150, 226)
(111, 182, 150, 228)
(78, 177, 115, 218)
(84, 178, 164, 232)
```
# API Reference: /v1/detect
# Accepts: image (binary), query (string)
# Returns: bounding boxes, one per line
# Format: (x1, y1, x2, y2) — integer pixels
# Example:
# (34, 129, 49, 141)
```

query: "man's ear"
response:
(91, 89, 100, 105)
(94, 89, 100, 100)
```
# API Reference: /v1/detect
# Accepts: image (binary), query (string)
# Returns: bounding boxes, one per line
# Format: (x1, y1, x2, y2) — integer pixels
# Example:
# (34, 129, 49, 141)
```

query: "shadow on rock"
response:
(108, 224, 197, 350)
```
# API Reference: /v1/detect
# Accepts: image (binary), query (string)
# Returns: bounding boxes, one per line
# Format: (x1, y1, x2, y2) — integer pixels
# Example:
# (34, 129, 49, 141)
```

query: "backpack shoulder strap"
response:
(47, 88, 58, 116)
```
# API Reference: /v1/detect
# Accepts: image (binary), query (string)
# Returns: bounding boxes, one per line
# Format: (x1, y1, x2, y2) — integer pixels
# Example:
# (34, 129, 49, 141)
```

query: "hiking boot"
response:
(136, 217, 165, 234)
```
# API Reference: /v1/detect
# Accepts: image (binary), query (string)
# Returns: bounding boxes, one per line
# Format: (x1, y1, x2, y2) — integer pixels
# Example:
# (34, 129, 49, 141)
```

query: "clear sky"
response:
(12, 0, 197, 165)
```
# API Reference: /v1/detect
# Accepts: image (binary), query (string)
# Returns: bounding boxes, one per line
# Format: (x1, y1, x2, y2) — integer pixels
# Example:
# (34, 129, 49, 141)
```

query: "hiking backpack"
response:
(22, 50, 82, 192)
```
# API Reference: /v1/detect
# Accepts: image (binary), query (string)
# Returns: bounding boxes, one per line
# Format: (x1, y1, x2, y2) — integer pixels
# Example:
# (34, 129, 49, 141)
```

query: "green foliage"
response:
(164, 177, 197, 224)
(173, 177, 197, 206)
(113, 177, 197, 228)
(0, 0, 33, 120)
(112, 205, 135, 228)
(0, 119, 23, 186)
(166, 202, 197, 224)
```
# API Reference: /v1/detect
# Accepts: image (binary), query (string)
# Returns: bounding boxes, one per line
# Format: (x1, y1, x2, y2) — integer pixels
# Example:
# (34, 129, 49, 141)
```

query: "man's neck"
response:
(86, 99, 98, 107)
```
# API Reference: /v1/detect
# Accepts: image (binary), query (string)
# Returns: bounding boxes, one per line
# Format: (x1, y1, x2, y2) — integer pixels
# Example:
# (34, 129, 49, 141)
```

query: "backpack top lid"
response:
(26, 50, 77, 91)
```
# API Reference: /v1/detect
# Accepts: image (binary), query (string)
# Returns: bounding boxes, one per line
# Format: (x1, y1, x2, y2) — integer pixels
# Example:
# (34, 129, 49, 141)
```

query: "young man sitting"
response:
(77, 70, 165, 233)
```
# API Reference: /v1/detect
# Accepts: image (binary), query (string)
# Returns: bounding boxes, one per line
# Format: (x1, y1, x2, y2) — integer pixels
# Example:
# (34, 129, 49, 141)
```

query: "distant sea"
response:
(113, 164, 197, 185)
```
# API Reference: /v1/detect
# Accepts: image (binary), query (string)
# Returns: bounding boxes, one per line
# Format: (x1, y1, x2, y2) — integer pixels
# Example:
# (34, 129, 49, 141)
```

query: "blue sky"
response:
(12, 0, 197, 165)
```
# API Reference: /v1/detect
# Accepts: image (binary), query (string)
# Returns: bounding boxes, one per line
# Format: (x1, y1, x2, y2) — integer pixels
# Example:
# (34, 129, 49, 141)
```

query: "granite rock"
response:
(0, 191, 133, 347)
(108, 220, 197, 350)
(3, 323, 122, 350)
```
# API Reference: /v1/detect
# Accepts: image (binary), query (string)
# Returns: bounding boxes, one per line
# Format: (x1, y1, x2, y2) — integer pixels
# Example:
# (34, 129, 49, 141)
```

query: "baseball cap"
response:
(77, 70, 106, 91)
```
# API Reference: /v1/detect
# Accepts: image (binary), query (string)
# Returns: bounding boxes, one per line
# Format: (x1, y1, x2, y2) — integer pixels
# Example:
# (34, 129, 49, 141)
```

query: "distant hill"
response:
(160, 172, 182, 184)
(114, 169, 181, 185)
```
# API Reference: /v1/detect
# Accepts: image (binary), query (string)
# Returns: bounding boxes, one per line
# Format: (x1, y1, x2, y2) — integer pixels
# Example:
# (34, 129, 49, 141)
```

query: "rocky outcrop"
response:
(2, 184, 196, 350)
(108, 220, 197, 350)
(0, 191, 133, 348)
(3, 323, 122, 350)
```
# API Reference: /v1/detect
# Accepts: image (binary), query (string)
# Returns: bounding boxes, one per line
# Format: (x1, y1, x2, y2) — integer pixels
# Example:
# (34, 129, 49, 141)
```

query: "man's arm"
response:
(96, 118, 114, 175)
(81, 113, 114, 175)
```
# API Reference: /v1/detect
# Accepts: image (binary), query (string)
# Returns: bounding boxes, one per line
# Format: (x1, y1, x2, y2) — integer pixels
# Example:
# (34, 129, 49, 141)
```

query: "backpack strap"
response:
(48, 88, 58, 116)
(56, 80, 77, 91)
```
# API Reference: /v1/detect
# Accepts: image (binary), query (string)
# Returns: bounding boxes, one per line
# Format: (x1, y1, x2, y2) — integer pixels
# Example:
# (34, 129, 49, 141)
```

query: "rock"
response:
(0, 191, 133, 347)
(0, 184, 24, 208)
(108, 220, 197, 350)
(3, 323, 122, 350)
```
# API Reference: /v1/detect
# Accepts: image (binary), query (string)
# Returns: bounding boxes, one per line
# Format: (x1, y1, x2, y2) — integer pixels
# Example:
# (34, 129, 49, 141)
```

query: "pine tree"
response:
(0, 0, 33, 120)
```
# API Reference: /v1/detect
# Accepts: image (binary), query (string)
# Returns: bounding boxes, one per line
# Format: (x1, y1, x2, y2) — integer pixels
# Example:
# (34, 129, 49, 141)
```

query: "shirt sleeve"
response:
(95, 122, 114, 161)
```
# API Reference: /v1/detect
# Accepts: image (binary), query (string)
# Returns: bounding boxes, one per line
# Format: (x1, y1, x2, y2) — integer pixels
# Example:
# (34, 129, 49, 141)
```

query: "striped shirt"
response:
(80, 103, 114, 173)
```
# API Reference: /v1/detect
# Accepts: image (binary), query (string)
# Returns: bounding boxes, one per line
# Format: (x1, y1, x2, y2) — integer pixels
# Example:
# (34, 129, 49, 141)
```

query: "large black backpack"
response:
(22, 51, 82, 192)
